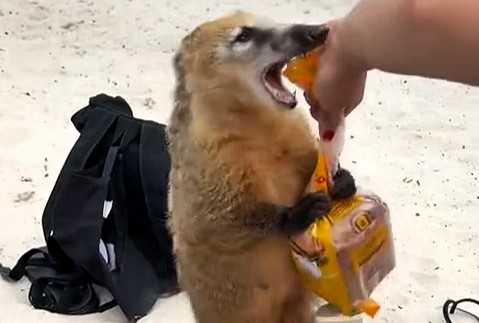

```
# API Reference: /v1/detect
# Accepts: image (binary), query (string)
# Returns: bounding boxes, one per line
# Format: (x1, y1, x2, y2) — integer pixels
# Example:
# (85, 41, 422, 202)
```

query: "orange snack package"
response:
(283, 50, 320, 96)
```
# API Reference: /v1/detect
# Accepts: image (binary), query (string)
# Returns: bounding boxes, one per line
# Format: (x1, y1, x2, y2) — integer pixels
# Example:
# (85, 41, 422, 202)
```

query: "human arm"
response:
(310, 0, 479, 129)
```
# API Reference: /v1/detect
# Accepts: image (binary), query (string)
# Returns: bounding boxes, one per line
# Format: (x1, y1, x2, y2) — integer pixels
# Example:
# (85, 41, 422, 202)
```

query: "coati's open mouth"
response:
(261, 60, 297, 109)
(261, 25, 329, 109)
(261, 50, 323, 109)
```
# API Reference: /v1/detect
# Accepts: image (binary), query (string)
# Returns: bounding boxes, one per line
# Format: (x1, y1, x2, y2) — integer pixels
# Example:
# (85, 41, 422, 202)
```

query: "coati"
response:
(167, 11, 356, 323)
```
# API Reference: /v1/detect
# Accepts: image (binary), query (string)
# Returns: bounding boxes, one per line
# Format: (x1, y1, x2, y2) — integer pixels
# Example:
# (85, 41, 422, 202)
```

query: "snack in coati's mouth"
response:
(282, 50, 320, 95)
(283, 49, 337, 141)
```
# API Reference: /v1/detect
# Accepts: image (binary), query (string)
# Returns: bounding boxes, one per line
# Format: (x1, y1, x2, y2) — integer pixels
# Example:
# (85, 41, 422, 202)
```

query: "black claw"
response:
(280, 192, 331, 234)
(330, 168, 357, 200)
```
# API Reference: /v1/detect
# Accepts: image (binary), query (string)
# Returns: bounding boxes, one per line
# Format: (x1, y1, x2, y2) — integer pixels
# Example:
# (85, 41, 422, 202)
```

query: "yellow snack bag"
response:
(290, 152, 396, 319)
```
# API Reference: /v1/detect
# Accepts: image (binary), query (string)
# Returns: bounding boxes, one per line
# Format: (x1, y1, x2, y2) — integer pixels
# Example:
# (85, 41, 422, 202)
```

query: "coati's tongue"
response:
(273, 86, 296, 107)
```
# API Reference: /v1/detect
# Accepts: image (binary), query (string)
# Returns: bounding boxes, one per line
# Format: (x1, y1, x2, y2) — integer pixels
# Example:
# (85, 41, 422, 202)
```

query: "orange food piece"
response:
(282, 50, 320, 91)
(357, 300, 381, 318)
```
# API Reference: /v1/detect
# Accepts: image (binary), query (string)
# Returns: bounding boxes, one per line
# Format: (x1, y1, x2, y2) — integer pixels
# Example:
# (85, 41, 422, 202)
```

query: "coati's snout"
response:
(269, 24, 329, 61)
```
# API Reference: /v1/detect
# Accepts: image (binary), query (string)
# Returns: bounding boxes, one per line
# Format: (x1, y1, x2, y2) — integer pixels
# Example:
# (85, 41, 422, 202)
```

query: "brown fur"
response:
(167, 12, 319, 323)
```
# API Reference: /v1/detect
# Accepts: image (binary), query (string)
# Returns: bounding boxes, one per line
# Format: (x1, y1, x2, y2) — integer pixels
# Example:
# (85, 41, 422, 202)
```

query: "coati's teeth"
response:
(262, 60, 298, 109)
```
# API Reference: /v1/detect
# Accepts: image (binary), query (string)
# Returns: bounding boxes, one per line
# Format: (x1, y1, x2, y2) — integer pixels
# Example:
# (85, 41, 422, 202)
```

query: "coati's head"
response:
(173, 11, 328, 110)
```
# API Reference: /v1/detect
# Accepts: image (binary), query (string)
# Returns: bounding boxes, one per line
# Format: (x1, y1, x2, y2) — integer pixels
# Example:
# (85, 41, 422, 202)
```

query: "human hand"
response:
(306, 19, 368, 130)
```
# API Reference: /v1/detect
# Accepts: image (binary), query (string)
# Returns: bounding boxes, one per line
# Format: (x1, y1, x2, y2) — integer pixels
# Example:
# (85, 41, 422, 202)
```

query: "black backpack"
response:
(0, 94, 179, 322)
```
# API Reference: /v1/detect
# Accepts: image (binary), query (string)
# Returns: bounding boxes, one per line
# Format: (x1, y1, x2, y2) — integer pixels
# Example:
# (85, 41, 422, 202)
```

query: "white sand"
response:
(1, 0, 478, 322)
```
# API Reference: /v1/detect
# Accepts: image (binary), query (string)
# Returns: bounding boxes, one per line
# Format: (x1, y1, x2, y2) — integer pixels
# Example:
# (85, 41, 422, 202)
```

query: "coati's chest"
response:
(245, 137, 318, 207)
(188, 97, 319, 208)
(216, 114, 319, 208)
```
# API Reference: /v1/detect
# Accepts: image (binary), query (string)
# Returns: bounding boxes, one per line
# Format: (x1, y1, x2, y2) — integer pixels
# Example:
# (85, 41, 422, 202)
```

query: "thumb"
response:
(315, 107, 344, 133)
(306, 91, 344, 131)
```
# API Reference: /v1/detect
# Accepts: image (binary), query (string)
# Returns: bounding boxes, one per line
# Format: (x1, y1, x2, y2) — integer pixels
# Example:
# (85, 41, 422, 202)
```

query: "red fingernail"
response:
(322, 130, 335, 141)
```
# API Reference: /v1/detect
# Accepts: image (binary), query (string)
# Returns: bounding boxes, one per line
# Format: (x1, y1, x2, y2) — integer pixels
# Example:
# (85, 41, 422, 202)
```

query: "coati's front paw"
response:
(280, 192, 331, 235)
(330, 167, 357, 201)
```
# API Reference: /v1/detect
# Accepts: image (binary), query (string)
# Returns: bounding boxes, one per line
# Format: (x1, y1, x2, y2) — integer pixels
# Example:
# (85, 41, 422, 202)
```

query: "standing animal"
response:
(167, 11, 355, 323)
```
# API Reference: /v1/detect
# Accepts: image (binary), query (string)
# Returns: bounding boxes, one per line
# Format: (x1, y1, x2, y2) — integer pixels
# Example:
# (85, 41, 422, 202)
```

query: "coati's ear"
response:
(182, 25, 202, 49)
(232, 9, 248, 16)
(172, 44, 191, 101)
(172, 51, 186, 83)
(172, 51, 183, 72)
(175, 27, 204, 72)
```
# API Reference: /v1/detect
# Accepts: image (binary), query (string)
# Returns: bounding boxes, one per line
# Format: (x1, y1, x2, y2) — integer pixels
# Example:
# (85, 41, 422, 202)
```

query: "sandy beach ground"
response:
(1, 0, 478, 322)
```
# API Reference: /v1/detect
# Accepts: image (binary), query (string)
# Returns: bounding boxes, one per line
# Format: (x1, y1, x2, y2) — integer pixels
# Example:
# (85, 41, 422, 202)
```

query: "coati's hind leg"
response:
(189, 287, 283, 323)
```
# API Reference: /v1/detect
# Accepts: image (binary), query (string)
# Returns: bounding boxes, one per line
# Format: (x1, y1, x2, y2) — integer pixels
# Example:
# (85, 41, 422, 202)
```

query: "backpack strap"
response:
(1, 248, 53, 281)
(42, 107, 120, 246)
(0, 248, 117, 315)
(138, 122, 175, 265)
(137, 122, 178, 294)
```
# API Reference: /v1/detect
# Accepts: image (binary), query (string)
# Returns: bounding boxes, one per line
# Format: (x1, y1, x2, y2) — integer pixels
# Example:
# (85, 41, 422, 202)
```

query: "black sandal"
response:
(443, 298, 479, 323)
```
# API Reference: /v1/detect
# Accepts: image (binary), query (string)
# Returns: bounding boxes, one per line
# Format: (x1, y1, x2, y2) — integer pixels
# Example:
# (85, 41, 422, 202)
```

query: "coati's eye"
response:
(233, 26, 254, 43)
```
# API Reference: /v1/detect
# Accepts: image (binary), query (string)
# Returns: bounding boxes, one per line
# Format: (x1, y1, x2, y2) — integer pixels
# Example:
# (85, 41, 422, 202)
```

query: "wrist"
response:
(330, 17, 370, 74)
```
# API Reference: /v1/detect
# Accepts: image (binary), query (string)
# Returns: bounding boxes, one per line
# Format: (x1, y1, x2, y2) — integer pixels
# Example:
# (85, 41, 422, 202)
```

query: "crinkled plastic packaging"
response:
(290, 177, 395, 318)
(289, 119, 395, 319)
